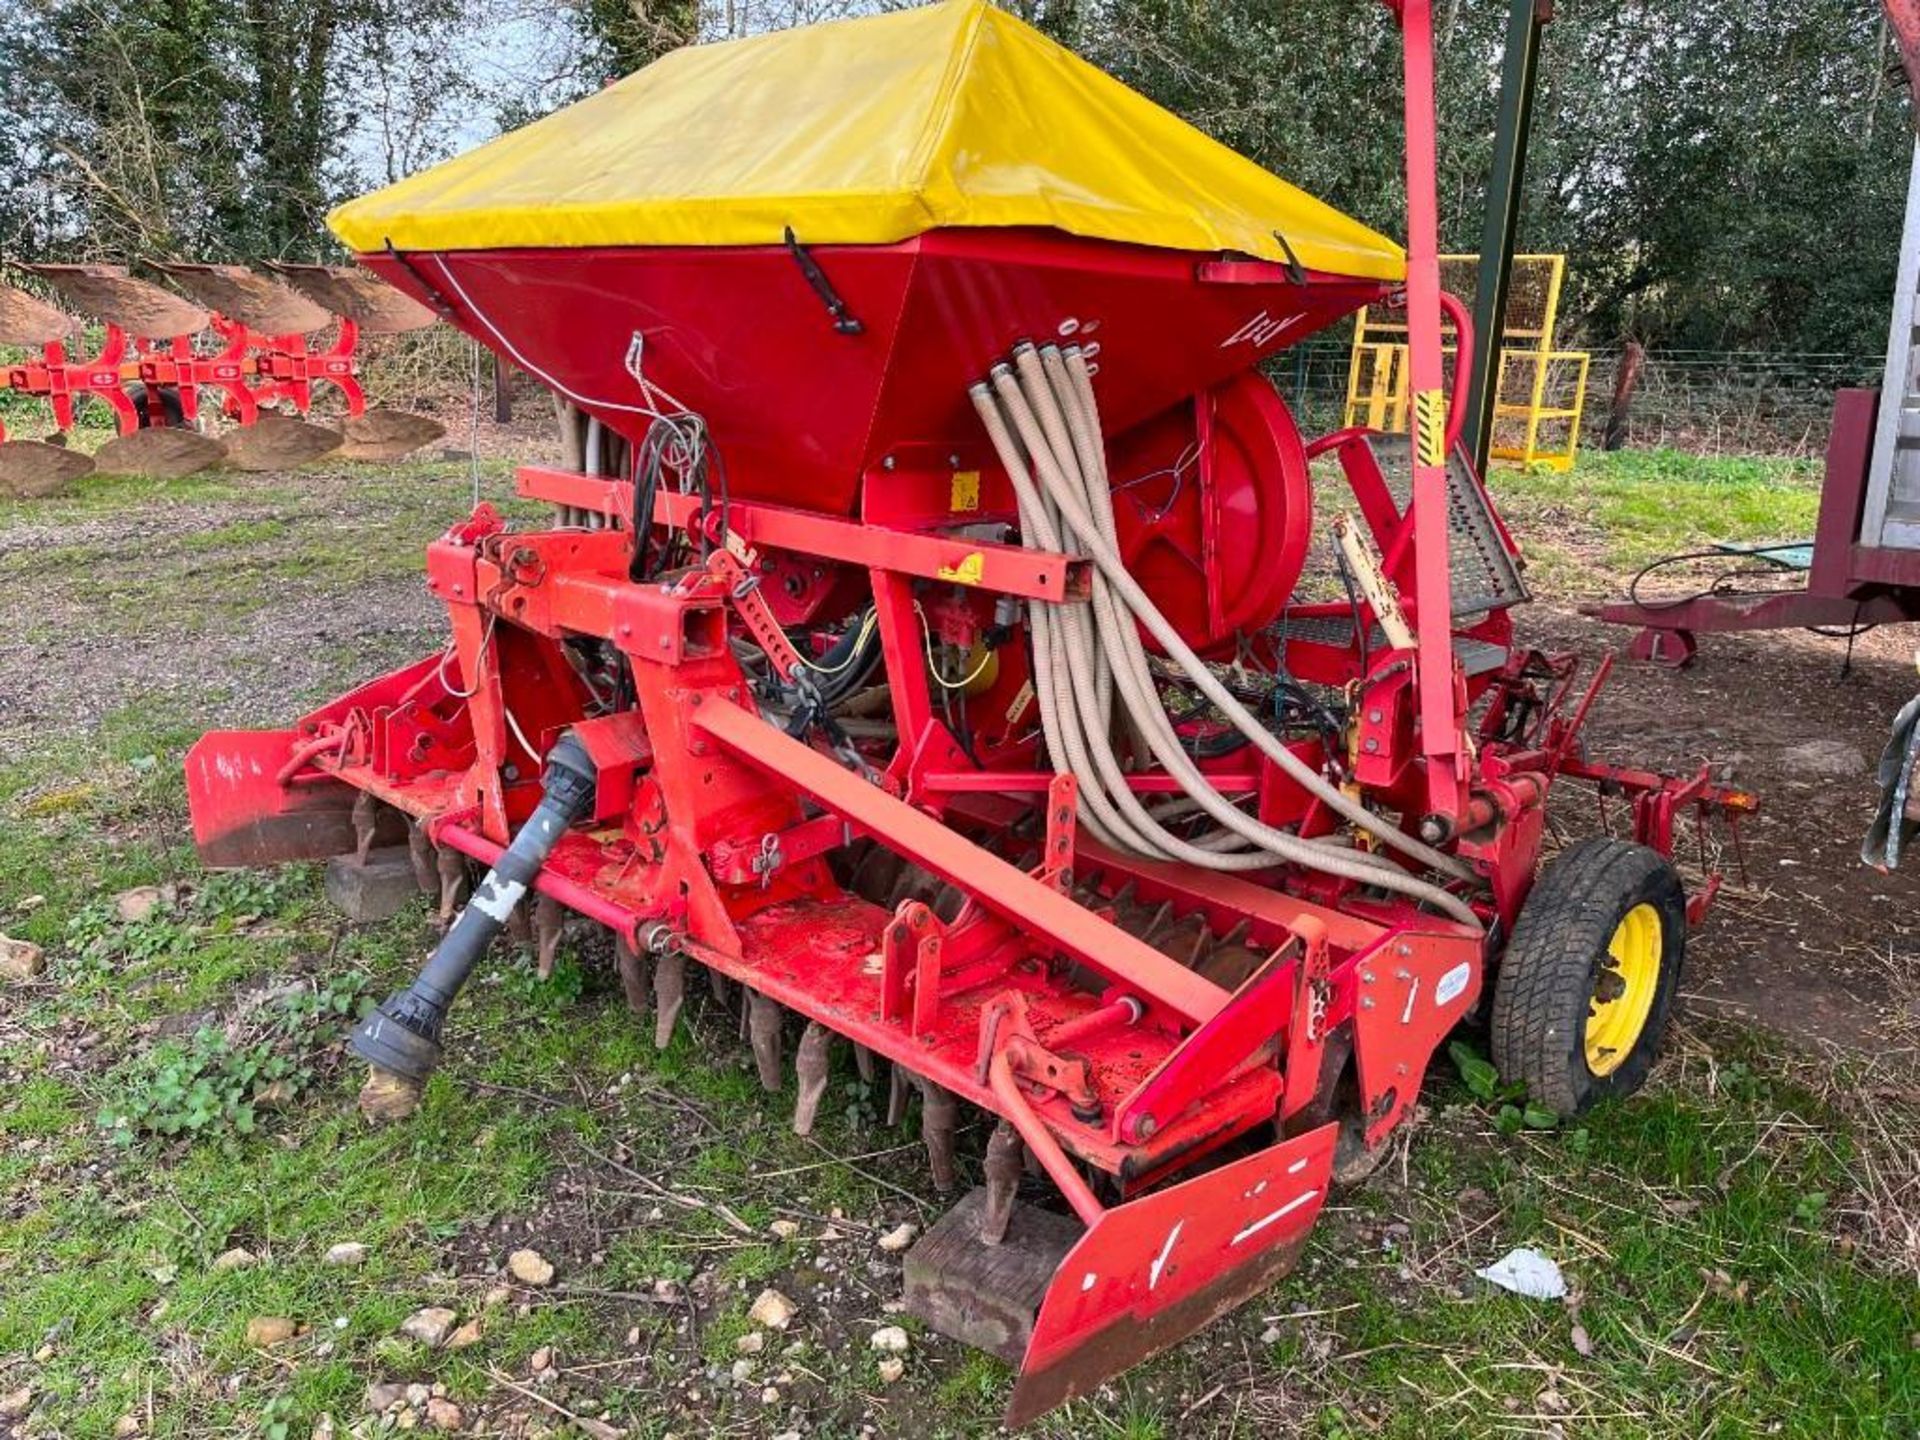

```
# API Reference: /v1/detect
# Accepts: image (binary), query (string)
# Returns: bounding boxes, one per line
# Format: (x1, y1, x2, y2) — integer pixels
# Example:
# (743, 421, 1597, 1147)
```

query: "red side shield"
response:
(1008, 1121, 1337, 1426)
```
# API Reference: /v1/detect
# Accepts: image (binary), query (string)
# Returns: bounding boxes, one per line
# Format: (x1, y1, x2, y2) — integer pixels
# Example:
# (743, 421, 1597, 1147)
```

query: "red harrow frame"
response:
(181, 0, 1754, 1422)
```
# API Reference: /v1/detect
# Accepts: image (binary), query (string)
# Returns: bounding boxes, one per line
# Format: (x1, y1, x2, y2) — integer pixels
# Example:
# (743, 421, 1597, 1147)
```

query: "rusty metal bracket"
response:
(1035, 773, 1078, 892)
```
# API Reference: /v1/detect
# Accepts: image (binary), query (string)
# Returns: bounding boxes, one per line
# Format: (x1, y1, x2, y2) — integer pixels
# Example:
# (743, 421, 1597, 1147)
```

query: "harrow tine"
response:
(980, 1120, 1024, 1245)
(1136, 900, 1175, 945)
(653, 950, 687, 1049)
(407, 823, 438, 894)
(92, 428, 227, 480)
(151, 262, 332, 338)
(434, 845, 467, 930)
(0, 440, 94, 498)
(0, 280, 75, 347)
(708, 968, 731, 1004)
(792, 1020, 832, 1135)
(22, 263, 210, 340)
(351, 790, 378, 866)
(886, 1063, 911, 1127)
(917, 1077, 959, 1193)
(532, 891, 564, 978)
(852, 1042, 875, 1083)
(614, 935, 649, 1019)
(747, 990, 785, 1093)
(505, 900, 532, 947)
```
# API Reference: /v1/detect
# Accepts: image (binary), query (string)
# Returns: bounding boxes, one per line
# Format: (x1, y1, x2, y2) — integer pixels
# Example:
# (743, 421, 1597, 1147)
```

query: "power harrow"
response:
(0, 260, 444, 495)
(182, 0, 1754, 1421)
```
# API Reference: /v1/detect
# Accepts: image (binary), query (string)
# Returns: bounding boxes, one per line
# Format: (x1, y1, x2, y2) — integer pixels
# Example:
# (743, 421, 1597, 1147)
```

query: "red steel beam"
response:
(514, 465, 1085, 602)
(1582, 590, 1920, 634)
(923, 770, 1258, 795)
(690, 694, 1229, 1028)
(1079, 837, 1398, 956)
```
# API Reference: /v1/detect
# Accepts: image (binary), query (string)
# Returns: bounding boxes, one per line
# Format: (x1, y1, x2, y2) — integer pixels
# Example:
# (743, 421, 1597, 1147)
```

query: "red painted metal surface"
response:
(1008, 1122, 1336, 1425)
(362, 230, 1385, 517)
(177, 8, 1769, 1423)
(0, 311, 366, 443)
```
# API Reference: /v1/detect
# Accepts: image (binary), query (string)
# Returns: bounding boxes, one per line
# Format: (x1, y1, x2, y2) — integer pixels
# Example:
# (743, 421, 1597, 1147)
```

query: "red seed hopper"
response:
(186, 0, 1753, 1423)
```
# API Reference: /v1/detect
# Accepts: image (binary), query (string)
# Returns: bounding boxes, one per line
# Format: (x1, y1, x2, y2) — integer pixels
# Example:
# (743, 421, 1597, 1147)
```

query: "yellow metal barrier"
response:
(1345, 254, 1590, 471)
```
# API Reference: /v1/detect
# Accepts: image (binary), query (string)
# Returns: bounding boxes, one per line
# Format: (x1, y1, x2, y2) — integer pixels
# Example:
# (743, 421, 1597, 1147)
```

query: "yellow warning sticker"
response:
(937, 551, 985, 585)
(1413, 388, 1447, 469)
(1005, 679, 1035, 726)
(949, 469, 981, 512)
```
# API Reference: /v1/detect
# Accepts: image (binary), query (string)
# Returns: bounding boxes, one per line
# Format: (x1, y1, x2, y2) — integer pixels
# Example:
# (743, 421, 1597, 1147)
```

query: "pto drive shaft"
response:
(351, 734, 597, 1117)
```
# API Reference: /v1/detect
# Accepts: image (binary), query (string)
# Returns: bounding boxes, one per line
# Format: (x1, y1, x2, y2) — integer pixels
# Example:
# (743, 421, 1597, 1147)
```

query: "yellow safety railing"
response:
(1344, 254, 1590, 472)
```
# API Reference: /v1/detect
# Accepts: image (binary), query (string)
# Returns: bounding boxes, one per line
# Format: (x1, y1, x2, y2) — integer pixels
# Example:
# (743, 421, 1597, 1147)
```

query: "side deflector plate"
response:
(1007, 1121, 1337, 1427)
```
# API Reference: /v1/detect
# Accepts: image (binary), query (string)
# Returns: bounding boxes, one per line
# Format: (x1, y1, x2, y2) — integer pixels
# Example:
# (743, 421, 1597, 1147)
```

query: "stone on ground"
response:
(424, 1397, 464, 1432)
(0, 936, 45, 982)
(325, 847, 423, 922)
(113, 885, 168, 923)
(323, 1241, 368, 1267)
(877, 1222, 917, 1253)
(507, 1247, 555, 1286)
(400, 1306, 459, 1348)
(747, 1288, 795, 1330)
(245, 1316, 297, 1346)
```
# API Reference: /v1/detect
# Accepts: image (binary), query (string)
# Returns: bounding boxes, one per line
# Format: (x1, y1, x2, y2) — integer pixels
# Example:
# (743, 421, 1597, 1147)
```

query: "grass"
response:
(1486, 448, 1824, 597)
(0, 447, 1915, 1435)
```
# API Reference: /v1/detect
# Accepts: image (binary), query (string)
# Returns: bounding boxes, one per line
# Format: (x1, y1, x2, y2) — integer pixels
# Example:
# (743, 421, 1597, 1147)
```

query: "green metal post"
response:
(1466, 0, 1551, 475)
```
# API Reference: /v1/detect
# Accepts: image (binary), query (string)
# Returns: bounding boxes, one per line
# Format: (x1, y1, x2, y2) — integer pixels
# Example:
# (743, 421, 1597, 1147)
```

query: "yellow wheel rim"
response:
(1584, 903, 1662, 1077)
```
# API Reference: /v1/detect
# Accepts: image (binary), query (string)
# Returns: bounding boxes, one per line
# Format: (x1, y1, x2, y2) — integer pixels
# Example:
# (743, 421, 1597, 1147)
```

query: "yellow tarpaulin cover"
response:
(329, 0, 1403, 281)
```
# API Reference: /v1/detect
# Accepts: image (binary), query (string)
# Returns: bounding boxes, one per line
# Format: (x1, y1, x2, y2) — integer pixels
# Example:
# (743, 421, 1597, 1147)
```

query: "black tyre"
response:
(1489, 837, 1686, 1117)
(129, 385, 185, 429)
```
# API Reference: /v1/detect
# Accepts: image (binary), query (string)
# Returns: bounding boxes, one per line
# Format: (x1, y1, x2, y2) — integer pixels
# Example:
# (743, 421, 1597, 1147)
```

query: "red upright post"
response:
(1390, 0, 1466, 825)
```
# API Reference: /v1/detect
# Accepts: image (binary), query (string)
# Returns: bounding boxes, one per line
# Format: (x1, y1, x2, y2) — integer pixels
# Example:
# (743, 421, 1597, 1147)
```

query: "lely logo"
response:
(1221, 309, 1293, 349)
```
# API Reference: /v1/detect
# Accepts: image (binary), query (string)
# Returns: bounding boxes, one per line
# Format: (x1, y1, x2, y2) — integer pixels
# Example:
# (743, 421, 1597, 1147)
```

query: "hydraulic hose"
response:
(971, 343, 1481, 926)
(995, 361, 1441, 890)
(351, 733, 599, 1083)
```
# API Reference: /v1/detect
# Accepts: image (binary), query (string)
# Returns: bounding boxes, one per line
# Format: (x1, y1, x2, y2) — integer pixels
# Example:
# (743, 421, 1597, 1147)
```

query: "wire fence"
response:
(1274, 333, 1885, 460)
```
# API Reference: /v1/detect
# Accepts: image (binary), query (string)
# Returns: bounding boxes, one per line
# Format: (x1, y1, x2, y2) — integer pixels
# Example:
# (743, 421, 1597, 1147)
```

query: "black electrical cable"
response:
(628, 433, 662, 580)
(1626, 542, 1881, 651)
(624, 408, 735, 580)
(1331, 543, 1372, 676)
(1626, 541, 1815, 612)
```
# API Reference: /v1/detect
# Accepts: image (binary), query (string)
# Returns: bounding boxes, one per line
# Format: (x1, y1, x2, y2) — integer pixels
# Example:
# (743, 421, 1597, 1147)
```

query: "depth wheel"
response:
(129, 385, 186, 429)
(1489, 837, 1686, 1117)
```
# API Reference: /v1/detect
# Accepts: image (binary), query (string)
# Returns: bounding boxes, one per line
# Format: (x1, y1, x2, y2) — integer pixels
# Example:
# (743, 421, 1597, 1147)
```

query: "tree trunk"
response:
(1603, 341, 1646, 452)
